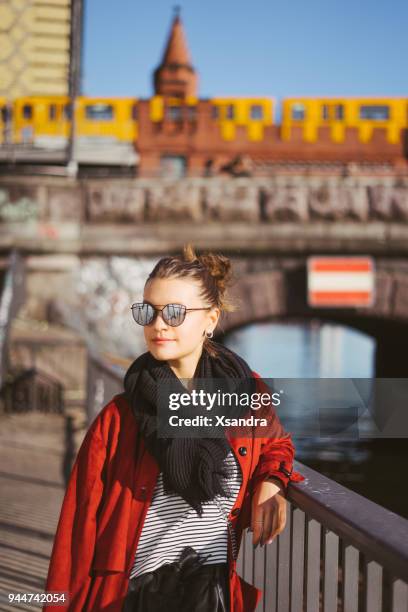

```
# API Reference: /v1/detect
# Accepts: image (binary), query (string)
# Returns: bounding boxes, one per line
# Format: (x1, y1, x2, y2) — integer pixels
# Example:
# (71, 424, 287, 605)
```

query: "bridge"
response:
(1, 172, 408, 376)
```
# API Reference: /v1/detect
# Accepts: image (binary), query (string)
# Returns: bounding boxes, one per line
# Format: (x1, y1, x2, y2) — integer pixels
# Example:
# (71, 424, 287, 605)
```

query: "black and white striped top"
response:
(130, 449, 242, 579)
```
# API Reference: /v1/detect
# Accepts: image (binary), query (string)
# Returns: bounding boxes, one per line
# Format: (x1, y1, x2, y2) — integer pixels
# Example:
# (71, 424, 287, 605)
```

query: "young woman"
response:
(44, 244, 305, 612)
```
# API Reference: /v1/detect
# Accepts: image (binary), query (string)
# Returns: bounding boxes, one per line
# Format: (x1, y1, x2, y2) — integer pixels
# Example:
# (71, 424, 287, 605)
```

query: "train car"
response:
(75, 97, 138, 142)
(74, 97, 138, 164)
(281, 97, 408, 144)
(0, 97, 12, 145)
(12, 96, 70, 147)
(5, 96, 139, 166)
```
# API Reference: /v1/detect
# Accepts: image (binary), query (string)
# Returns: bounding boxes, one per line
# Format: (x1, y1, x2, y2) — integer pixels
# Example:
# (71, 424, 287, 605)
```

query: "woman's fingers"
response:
(252, 505, 264, 547)
(260, 503, 274, 546)
(251, 483, 288, 547)
(266, 498, 287, 544)
(266, 503, 281, 545)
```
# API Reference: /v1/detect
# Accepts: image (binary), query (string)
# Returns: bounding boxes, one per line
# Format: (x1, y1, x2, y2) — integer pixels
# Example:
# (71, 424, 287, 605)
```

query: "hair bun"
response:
(199, 252, 232, 288)
(182, 243, 231, 286)
(177, 243, 239, 316)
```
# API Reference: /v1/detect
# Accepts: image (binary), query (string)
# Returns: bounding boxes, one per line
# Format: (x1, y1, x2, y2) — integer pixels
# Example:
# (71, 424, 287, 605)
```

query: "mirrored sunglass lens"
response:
(163, 304, 185, 326)
(133, 303, 154, 325)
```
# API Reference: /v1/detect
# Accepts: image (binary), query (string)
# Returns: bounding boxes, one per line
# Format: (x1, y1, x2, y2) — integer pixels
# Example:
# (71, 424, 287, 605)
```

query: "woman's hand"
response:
(251, 480, 287, 547)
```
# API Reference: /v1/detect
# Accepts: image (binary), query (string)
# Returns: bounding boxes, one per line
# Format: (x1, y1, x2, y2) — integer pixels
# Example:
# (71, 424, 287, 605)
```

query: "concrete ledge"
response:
(0, 222, 407, 255)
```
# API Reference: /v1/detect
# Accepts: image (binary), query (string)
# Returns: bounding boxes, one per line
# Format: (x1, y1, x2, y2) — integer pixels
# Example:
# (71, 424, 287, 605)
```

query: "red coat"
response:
(44, 371, 305, 611)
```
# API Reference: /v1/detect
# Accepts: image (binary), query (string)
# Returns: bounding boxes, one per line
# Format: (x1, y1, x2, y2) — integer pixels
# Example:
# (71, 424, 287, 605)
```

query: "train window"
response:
(131, 103, 138, 120)
(1, 105, 12, 122)
(64, 103, 72, 120)
(250, 105, 263, 120)
(166, 105, 182, 121)
(291, 103, 305, 121)
(335, 104, 344, 120)
(85, 104, 114, 120)
(359, 105, 390, 120)
(22, 104, 32, 120)
(226, 104, 234, 120)
(211, 106, 219, 120)
(321, 104, 329, 120)
(49, 104, 57, 120)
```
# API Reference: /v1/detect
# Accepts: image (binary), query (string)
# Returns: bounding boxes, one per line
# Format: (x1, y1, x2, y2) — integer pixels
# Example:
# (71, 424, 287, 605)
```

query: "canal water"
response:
(224, 320, 408, 519)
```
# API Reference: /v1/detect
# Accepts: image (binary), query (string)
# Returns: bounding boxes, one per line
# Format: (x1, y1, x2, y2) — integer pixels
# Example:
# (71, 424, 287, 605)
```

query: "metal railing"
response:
(0, 249, 26, 391)
(86, 350, 124, 423)
(86, 352, 408, 611)
(238, 462, 408, 612)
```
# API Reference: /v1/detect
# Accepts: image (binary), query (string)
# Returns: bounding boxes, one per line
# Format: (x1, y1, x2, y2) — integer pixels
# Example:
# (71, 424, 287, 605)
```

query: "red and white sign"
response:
(307, 257, 375, 307)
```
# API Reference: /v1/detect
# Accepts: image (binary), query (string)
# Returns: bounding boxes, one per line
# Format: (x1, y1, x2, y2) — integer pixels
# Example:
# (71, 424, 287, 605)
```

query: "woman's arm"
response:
(249, 372, 305, 546)
(250, 431, 304, 493)
(250, 371, 304, 493)
(250, 433, 302, 547)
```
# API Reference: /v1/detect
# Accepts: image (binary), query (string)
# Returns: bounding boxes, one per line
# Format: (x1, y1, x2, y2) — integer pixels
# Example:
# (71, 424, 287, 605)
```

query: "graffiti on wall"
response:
(0, 189, 38, 222)
(0, 177, 407, 225)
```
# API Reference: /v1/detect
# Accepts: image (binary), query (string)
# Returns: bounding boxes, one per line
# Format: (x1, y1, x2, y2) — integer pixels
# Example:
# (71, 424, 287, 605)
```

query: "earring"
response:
(206, 330, 213, 338)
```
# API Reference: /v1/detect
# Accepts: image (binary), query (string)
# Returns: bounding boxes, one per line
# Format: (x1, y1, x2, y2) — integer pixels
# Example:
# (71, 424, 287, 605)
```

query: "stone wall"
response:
(1, 175, 408, 225)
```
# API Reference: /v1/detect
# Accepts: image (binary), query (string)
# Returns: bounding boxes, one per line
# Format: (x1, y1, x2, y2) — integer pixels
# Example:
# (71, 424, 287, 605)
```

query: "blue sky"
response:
(82, 0, 407, 107)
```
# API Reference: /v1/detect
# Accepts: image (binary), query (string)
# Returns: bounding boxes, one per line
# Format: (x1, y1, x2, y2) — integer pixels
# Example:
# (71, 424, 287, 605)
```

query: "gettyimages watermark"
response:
(155, 377, 408, 439)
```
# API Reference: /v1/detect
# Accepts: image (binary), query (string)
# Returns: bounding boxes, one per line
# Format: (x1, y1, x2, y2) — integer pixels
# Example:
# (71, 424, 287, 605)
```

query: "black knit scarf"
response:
(123, 341, 256, 517)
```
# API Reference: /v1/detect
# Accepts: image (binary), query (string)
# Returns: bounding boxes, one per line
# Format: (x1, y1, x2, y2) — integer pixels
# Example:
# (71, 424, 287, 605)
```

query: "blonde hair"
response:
(145, 243, 239, 356)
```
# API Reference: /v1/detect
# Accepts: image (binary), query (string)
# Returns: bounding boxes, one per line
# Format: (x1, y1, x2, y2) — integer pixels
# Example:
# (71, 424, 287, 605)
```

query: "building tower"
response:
(153, 7, 198, 98)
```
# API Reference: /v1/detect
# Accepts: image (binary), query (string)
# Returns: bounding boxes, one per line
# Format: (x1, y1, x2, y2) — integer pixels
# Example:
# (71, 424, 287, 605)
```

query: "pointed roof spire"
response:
(153, 8, 198, 98)
(161, 8, 191, 68)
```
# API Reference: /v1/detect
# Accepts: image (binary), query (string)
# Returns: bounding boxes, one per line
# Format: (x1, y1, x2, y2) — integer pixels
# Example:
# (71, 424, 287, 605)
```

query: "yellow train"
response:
(0, 96, 139, 165)
(1, 96, 138, 145)
(281, 97, 407, 145)
(0, 95, 407, 153)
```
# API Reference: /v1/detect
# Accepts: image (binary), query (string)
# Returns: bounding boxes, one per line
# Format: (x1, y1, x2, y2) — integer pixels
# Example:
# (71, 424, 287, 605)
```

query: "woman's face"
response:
(142, 277, 219, 362)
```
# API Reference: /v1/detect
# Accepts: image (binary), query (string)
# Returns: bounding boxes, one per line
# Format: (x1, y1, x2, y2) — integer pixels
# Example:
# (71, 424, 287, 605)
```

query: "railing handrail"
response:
(0, 249, 26, 389)
(288, 461, 408, 584)
(87, 348, 125, 379)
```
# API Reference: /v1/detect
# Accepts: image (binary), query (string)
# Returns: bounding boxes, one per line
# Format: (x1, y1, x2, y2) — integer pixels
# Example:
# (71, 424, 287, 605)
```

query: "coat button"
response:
(231, 508, 240, 516)
(238, 446, 247, 456)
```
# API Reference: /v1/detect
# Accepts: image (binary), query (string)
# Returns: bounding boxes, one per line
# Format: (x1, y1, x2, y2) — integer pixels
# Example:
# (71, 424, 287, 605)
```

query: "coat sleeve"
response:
(43, 414, 107, 611)
(249, 371, 305, 495)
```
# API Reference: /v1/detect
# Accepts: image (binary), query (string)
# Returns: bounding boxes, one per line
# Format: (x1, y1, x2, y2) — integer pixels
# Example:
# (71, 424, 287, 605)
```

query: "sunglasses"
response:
(131, 302, 212, 327)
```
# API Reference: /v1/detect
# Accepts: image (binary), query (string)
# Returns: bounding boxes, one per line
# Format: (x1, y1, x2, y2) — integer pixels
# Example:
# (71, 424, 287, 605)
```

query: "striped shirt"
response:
(130, 449, 242, 579)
